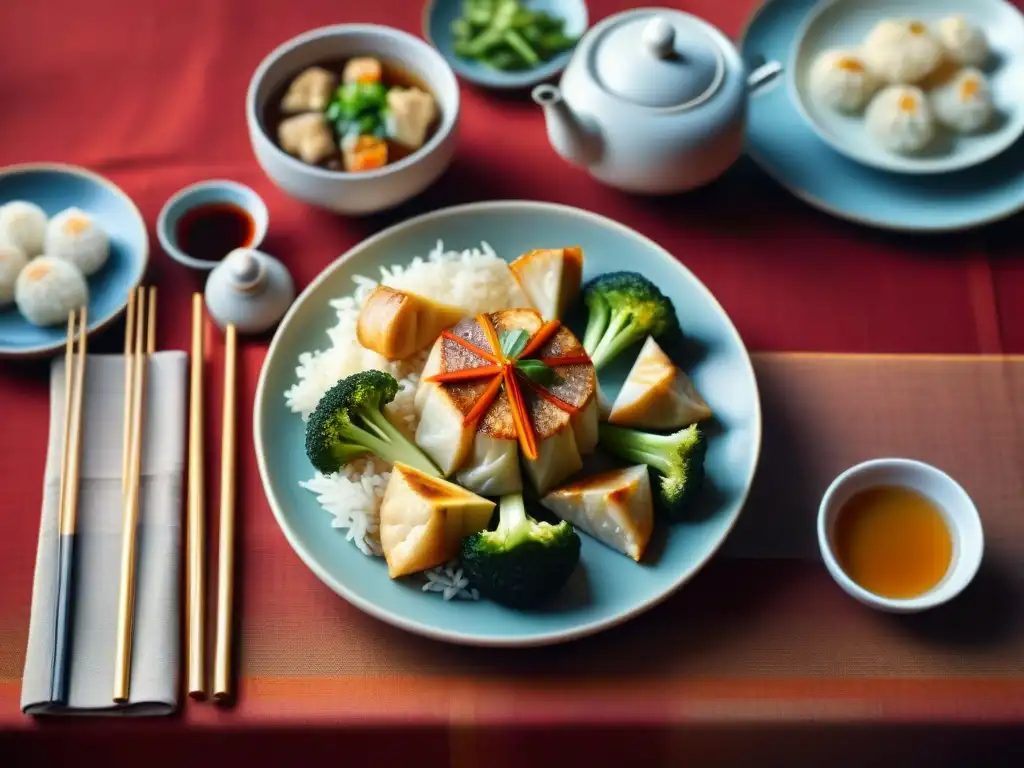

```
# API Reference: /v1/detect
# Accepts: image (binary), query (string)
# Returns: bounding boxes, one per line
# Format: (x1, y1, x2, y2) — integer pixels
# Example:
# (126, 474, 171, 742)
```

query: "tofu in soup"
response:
(277, 112, 337, 165)
(280, 66, 337, 113)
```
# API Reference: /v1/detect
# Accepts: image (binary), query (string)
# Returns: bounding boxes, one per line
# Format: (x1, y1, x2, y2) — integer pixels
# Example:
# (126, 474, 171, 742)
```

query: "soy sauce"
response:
(176, 202, 255, 262)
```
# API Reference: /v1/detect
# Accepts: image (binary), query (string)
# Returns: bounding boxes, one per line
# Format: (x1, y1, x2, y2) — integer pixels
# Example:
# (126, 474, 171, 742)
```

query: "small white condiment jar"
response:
(817, 458, 984, 614)
(204, 247, 295, 334)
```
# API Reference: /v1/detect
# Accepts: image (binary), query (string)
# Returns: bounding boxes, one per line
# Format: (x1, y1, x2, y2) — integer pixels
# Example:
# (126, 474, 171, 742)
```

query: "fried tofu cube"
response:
(278, 112, 337, 165)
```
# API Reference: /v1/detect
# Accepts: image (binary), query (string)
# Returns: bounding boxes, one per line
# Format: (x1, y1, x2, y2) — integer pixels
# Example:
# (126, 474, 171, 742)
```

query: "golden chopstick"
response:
(146, 286, 156, 355)
(213, 323, 237, 703)
(186, 293, 207, 699)
(113, 288, 152, 703)
(51, 307, 87, 704)
(121, 289, 136, 495)
(56, 312, 76, 539)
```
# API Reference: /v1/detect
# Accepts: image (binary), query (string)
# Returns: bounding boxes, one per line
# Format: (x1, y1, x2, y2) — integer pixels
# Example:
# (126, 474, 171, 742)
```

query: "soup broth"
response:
(263, 57, 439, 172)
(832, 485, 953, 599)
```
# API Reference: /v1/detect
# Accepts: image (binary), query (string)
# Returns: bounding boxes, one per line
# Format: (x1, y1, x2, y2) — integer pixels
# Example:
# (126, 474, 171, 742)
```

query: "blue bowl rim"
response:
(253, 198, 763, 647)
(246, 23, 461, 182)
(421, 0, 590, 90)
(0, 162, 148, 358)
(155, 178, 270, 271)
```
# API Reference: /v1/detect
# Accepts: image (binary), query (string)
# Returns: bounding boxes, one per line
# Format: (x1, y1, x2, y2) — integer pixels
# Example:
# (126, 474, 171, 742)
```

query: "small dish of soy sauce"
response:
(157, 179, 269, 271)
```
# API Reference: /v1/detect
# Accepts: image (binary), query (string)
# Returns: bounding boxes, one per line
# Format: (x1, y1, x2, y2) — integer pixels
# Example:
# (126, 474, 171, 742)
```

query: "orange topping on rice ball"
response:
(23, 261, 51, 282)
(61, 215, 90, 235)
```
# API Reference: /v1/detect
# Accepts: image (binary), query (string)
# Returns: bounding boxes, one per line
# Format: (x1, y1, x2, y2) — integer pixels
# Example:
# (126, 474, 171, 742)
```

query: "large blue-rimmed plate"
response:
(742, 0, 1024, 232)
(254, 201, 761, 646)
(0, 163, 148, 357)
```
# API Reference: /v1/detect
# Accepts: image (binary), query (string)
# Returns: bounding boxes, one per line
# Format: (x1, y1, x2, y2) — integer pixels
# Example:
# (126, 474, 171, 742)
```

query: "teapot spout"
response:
(532, 84, 601, 168)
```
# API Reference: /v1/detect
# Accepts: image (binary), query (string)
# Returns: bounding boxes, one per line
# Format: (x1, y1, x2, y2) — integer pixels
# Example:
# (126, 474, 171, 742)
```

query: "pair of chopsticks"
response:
(186, 294, 238, 704)
(113, 286, 157, 703)
(50, 307, 88, 705)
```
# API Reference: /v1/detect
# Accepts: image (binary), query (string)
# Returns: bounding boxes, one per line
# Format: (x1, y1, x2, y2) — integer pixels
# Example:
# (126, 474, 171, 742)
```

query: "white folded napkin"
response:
(21, 352, 186, 716)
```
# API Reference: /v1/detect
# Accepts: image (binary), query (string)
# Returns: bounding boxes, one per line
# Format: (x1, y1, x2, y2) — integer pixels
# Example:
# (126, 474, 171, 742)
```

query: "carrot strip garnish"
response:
(503, 367, 538, 460)
(537, 354, 592, 367)
(518, 320, 562, 360)
(441, 330, 499, 364)
(426, 365, 503, 384)
(517, 372, 581, 415)
(462, 373, 504, 427)
(476, 313, 503, 360)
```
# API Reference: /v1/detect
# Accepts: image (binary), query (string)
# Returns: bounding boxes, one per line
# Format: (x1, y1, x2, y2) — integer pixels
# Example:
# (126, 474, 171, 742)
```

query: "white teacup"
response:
(817, 458, 984, 613)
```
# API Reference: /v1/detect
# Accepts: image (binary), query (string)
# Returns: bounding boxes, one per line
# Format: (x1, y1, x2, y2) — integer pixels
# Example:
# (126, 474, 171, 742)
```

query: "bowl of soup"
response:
(247, 25, 460, 215)
(818, 458, 984, 613)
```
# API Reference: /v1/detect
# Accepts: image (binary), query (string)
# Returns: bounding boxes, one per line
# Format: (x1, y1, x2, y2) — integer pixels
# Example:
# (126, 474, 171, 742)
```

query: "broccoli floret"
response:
(305, 370, 441, 477)
(581, 272, 678, 370)
(598, 423, 706, 520)
(460, 493, 580, 608)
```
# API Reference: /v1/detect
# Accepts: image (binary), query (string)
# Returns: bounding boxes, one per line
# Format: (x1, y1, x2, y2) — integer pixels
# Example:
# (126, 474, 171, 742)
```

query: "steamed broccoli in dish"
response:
(597, 423, 706, 520)
(305, 370, 441, 477)
(460, 493, 581, 608)
(581, 272, 678, 370)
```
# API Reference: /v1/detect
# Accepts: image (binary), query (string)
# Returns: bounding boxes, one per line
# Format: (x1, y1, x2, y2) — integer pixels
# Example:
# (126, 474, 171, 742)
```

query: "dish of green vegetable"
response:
(424, 0, 589, 89)
(451, 0, 579, 71)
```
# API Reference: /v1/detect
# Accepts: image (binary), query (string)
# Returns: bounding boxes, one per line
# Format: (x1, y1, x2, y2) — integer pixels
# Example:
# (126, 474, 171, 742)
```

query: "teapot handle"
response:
(747, 59, 783, 97)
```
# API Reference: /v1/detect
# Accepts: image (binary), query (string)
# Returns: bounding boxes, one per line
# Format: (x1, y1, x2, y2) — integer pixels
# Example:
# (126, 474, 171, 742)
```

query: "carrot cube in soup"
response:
(343, 57, 383, 84)
(342, 135, 388, 172)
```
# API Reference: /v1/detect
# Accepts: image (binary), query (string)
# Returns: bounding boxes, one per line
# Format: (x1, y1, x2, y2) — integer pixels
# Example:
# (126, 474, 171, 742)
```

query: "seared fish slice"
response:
(609, 336, 711, 429)
(542, 465, 654, 562)
(379, 462, 495, 578)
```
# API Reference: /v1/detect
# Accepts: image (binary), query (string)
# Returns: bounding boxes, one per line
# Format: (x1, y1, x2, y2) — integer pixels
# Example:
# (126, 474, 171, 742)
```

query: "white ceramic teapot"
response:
(533, 8, 780, 194)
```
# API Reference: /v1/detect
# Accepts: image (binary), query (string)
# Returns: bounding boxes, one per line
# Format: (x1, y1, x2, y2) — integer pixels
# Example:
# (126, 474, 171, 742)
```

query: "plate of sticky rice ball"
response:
(790, 0, 1024, 173)
(0, 164, 148, 357)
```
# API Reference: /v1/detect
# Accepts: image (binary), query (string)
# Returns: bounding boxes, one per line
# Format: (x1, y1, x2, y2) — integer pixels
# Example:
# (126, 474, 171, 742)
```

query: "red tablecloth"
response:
(2, 0, 1023, 764)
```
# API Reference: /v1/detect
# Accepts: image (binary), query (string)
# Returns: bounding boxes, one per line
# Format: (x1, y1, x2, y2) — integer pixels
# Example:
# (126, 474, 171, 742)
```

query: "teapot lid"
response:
(592, 11, 725, 110)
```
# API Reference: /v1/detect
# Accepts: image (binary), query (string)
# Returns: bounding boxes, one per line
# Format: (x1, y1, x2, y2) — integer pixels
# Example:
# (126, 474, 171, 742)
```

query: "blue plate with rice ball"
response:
(789, 0, 1024, 175)
(254, 200, 762, 647)
(742, 0, 1024, 231)
(0, 163, 148, 358)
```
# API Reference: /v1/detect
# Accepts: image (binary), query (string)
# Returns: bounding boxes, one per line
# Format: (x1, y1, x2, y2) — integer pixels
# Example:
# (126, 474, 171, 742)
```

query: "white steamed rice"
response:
(285, 240, 526, 599)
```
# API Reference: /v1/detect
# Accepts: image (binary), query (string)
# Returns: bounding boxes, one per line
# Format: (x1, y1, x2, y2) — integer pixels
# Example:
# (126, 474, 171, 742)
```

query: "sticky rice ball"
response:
(45, 207, 110, 276)
(862, 19, 944, 84)
(866, 85, 936, 154)
(808, 49, 879, 113)
(0, 241, 28, 307)
(936, 16, 989, 67)
(0, 200, 48, 258)
(931, 68, 995, 134)
(14, 256, 88, 327)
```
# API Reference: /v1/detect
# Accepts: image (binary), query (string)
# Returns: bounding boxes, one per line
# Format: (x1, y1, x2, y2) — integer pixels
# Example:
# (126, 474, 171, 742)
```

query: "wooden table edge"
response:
(3, 678, 1023, 730)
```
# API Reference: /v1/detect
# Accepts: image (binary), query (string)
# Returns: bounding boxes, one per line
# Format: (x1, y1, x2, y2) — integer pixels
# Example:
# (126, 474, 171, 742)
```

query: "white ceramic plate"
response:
(790, 0, 1024, 174)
